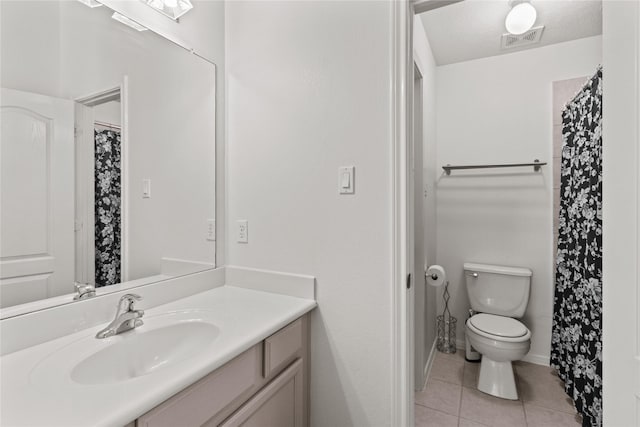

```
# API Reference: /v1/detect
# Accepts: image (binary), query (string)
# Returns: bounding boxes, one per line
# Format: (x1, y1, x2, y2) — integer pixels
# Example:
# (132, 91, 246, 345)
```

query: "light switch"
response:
(142, 179, 151, 198)
(341, 172, 350, 188)
(339, 166, 355, 194)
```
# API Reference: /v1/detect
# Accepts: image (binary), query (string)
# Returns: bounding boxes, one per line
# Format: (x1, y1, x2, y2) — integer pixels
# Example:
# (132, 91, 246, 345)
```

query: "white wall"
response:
(413, 15, 438, 387)
(94, 101, 121, 126)
(435, 36, 602, 364)
(0, 1, 61, 97)
(225, 2, 394, 425)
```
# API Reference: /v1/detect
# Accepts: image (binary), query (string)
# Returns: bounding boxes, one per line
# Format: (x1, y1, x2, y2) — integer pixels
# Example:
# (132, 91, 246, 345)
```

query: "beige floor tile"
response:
(524, 404, 582, 427)
(430, 356, 464, 385)
(415, 405, 458, 427)
(458, 418, 489, 427)
(514, 363, 576, 414)
(435, 349, 466, 363)
(462, 362, 480, 389)
(415, 378, 462, 416)
(459, 387, 526, 427)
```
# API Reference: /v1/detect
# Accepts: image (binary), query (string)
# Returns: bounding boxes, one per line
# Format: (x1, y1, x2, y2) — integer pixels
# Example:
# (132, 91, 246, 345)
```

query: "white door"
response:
(0, 88, 74, 308)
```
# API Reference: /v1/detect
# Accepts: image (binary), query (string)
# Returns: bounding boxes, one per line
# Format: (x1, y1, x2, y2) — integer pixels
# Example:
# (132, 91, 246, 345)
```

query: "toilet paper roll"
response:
(426, 265, 446, 287)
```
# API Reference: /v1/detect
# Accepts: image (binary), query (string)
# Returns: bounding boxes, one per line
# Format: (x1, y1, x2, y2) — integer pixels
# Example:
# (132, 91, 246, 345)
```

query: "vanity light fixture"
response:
(143, 0, 194, 20)
(505, 0, 537, 35)
(111, 12, 148, 32)
(77, 0, 103, 7)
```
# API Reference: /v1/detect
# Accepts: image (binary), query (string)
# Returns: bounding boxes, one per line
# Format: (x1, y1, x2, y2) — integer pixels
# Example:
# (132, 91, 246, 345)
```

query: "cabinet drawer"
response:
(137, 345, 261, 427)
(263, 319, 302, 378)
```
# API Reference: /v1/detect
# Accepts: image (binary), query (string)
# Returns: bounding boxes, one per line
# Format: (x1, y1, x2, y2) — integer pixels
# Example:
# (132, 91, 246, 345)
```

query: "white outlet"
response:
(206, 219, 215, 241)
(237, 220, 248, 243)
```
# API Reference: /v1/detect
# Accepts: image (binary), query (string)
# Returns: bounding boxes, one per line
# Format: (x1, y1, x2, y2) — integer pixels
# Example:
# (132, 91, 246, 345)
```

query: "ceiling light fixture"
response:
(111, 12, 148, 32)
(77, 0, 103, 8)
(505, 0, 537, 35)
(144, 0, 193, 21)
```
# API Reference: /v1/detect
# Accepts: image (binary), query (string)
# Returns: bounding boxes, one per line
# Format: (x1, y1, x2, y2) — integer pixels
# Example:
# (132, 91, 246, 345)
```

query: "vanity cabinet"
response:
(135, 314, 309, 427)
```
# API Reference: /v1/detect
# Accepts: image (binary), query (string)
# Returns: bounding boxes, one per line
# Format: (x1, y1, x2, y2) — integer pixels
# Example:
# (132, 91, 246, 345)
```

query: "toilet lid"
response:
(468, 313, 528, 338)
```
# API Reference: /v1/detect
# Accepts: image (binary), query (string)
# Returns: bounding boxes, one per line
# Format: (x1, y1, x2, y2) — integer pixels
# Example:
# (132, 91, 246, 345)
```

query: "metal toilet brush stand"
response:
(436, 281, 457, 354)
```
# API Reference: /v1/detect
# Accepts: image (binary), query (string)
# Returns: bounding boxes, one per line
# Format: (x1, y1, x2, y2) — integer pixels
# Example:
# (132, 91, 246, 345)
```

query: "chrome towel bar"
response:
(442, 159, 547, 175)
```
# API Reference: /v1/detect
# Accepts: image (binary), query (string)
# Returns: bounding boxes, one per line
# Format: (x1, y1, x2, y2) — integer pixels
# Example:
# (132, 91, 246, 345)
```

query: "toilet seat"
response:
(467, 313, 530, 342)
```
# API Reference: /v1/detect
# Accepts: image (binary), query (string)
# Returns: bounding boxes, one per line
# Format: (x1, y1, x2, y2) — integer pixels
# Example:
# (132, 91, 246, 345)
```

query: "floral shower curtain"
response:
(94, 129, 122, 287)
(551, 67, 603, 427)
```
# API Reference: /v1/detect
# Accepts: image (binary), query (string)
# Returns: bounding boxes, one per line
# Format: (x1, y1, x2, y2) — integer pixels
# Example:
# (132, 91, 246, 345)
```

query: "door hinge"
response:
(406, 273, 412, 289)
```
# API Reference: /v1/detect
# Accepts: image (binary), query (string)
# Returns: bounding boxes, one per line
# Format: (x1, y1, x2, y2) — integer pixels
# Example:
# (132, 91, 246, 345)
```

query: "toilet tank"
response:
(464, 262, 532, 318)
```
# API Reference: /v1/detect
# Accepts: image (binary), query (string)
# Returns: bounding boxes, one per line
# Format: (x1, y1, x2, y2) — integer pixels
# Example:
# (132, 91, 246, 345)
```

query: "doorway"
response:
(398, 1, 640, 426)
(75, 86, 125, 288)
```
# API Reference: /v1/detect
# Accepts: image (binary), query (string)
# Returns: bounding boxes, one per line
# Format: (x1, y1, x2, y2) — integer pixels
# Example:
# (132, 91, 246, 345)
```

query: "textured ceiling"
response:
(419, 0, 602, 65)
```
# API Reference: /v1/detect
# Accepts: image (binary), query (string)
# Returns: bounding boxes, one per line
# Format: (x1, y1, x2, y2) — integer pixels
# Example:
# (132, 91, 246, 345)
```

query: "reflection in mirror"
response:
(0, 0, 216, 315)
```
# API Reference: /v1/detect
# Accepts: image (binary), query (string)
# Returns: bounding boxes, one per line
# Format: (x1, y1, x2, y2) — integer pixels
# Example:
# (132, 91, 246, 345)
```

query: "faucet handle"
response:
(119, 293, 142, 311)
(73, 282, 96, 300)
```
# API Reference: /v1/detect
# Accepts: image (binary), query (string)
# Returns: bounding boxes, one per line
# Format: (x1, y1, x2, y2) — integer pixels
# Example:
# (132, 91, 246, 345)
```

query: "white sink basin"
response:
(30, 311, 220, 386)
(72, 321, 219, 385)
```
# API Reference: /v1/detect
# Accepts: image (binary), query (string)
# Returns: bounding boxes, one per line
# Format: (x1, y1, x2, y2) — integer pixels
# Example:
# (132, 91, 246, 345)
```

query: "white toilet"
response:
(464, 262, 532, 400)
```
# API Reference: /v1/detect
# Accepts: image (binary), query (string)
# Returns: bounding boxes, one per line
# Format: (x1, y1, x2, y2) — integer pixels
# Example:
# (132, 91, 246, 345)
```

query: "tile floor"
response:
(415, 351, 583, 427)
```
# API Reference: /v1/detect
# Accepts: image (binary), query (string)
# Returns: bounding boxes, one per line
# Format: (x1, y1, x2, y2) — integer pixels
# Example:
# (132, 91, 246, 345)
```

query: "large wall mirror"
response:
(0, 0, 216, 317)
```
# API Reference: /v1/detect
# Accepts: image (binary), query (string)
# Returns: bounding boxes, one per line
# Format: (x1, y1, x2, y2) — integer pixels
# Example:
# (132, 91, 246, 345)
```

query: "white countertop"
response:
(0, 285, 316, 427)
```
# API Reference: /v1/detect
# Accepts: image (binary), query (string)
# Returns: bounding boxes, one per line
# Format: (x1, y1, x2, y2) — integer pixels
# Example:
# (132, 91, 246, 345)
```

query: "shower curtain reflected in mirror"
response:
(94, 128, 121, 287)
(551, 67, 603, 427)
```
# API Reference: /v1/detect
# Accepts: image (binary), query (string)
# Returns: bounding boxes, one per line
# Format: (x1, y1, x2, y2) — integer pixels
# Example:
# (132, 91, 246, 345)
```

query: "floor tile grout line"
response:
(428, 377, 464, 387)
(457, 381, 464, 421)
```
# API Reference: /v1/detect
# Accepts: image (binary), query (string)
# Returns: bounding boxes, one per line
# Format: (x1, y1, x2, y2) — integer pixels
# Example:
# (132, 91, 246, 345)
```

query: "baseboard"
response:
(420, 339, 438, 391)
(522, 353, 550, 366)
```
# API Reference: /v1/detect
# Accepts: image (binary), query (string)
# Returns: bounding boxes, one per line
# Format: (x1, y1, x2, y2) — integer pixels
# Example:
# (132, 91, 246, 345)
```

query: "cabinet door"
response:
(220, 359, 303, 427)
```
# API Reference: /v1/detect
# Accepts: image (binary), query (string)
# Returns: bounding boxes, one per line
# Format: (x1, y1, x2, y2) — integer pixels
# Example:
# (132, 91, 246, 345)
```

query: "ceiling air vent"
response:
(501, 25, 545, 49)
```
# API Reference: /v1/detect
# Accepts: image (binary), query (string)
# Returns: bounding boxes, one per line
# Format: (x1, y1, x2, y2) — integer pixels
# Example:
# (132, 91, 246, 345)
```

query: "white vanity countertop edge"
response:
(0, 285, 316, 427)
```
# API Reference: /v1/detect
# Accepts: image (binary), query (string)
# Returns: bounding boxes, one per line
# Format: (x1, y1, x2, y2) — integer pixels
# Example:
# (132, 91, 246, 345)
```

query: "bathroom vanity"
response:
(135, 315, 308, 427)
(0, 267, 316, 427)
(0, 1, 317, 425)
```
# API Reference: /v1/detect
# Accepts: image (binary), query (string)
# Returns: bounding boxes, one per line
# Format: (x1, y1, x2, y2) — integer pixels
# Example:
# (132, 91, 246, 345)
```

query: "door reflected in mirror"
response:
(0, 0, 216, 315)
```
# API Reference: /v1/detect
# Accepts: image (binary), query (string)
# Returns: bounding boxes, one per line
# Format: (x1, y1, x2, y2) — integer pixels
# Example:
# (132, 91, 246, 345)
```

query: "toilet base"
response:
(477, 357, 518, 400)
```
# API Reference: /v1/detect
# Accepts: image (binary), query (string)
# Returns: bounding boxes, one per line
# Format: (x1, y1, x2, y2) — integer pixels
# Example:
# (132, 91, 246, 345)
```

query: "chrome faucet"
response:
(95, 294, 144, 339)
(73, 282, 96, 300)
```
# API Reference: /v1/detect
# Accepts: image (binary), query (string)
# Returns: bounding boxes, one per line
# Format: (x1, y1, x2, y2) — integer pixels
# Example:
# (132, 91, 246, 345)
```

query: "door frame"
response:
(391, 1, 640, 425)
(74, 78, 129, 284)
(390, 1, 413, 425)
(391, 1, 456, 424)
(412, 62, 428, 392)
